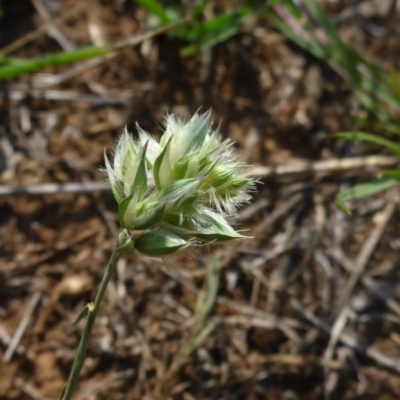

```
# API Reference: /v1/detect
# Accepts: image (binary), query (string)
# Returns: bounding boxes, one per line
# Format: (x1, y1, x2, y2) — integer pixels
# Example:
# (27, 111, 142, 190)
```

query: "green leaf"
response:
(266, 1, 400, 123)
(336, 178, 398, 204)
(181, 8, 252, 56)
(335, 197, 351, 215)
(193, 251, 222, 332)
(118, 191, 138, 229)
(135, 230, 190, 257)
(117, 229, 135, 254)
(0, 45, 112, 81)
(183, 9, 250, 41)
(72, 304, 89, 326)
(123, 142, 148, 197)
(332, 131, 400, 155)
(168, 210, 244, 242)
(181, 25, 240, 56)
(352, 116, 400, 137)
(104, 152, 124, 204)
(153, 137, 172, 188)
(157, 178, 201, 209)
(134, 201, 166, 230)
(379, 170, 400, 181)
(182, 111, 211, 150)
(184, 322, 217, 356)
(194, 212, 245, 241)
(134, 0, 171, 24)
(58, 384, 67, 400)
(192, 0, 211, 19)
(132, 142, 148, 199)
(171, 156, 190, 180)
(211, 165, 236, 188)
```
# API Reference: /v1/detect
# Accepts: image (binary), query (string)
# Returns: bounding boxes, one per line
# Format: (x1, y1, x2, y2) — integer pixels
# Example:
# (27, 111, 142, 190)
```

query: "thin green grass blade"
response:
(134, 0, 171, 24)
(181, 25, 239, 56)
(184, 252, 222, 356)
(352, 117, 400, 136)
(269, 1, 400, 123)
(267, 15, 328, 60)
(359, 73, 400, 110)
(302, 0, 361, 83)
(58, 385, 66, 400)
(389, 68, 400, 94)
(181, 8, 251, 56)
(193, 251, 221, 331)
(192, 0, 211, 19)
(353, 89, 392, 122)
(379, 170, 400, 181)
(0, 45, 112, 81)
(0, 17, 188, 81)
(184, 322, 217, 356)
(336, 178, 398, 205)
(332, 131, 400, 155)
(184, 8, 250, 40)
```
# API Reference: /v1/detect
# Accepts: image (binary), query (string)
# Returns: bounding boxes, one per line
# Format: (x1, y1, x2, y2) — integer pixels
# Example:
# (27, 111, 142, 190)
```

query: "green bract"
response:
(104, 110, 255, 257)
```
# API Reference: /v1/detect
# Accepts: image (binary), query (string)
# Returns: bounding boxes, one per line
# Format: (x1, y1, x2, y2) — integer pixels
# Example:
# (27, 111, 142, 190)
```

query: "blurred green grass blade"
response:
(269, 1, 400, 123)
(192, 0, 210, 19)
(184, 322, 217, 356)
(335, 197, 351, 215)
(193, 251, 221, 331)
(359, 73, 400, 110)
(353, 116, 400, 136)
(302, 0, 360, 82)
(181, 8, 251, 56)
(184, 252, 222, 356)
(0, 56, 22, 66)
(267, 15, 328, 60)
(58, 385, 66, 400)
(302, 0, 338, 40)
(181, 25, 238, 56)
(336, 178, 398, 205)
(186, 8, 250, 40)
(353, 89, 392, 122)
(134, 0, 171, 24)
(301, 0, 388, 84)
(0, 45, 112, 81)
(379, 170, 400, 181)
(271, 0, 304, 20)
(332, 131, 400, 155)
(390, 68, 400, 94)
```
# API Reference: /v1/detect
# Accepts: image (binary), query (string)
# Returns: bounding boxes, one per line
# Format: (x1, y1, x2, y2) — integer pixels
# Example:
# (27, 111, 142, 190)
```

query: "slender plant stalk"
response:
(60, 247, 122, 400)
(58, 110, 255, 399)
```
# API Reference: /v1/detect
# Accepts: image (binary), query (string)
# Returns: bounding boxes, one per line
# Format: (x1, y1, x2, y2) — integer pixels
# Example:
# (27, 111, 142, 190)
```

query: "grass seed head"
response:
(104, 110, 256, 256)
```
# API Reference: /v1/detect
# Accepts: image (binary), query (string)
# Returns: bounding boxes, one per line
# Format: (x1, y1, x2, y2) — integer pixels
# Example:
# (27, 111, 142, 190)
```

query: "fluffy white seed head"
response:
(104, 110, 256, 257)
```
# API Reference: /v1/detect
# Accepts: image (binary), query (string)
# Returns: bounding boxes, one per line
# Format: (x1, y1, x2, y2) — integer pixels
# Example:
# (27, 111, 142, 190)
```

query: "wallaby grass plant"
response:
(3, 1, 399, 395)
(59, 110, 256, 400)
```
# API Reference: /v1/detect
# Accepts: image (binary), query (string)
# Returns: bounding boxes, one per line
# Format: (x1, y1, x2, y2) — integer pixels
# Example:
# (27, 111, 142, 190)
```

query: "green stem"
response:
(60, 247, 122, 400)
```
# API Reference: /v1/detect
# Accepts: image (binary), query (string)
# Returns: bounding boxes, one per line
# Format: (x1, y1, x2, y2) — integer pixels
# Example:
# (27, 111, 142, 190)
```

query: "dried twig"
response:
(3, 292, 42, 362)
(76, 369, 134, 400)
(292, 298, 400, 374)
(251, 155, 399, 177)
(13, 376, 48, 400)
(0, 4, 84, 55)
(31, 17, 190, 89)
(1, 155, 396, 198)
(323, 200, 396, 396)
(0, 181, 109, 197)
(31, 0, 75, 51)
(328, 247, 400, 317)
(334, 200, 396, 315)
